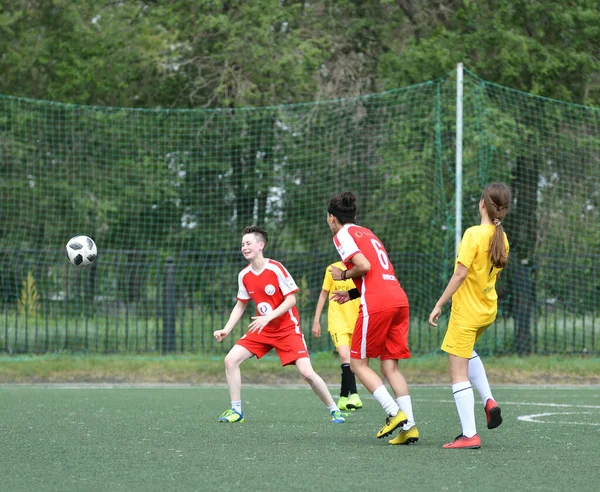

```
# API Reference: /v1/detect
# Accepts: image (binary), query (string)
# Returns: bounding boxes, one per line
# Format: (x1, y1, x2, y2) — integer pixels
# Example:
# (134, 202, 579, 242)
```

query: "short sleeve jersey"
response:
(451, 224, 510, 327)
(333, 224, 409, 314)
(321, 261, 360, 332)
(237, 259, 300, 333)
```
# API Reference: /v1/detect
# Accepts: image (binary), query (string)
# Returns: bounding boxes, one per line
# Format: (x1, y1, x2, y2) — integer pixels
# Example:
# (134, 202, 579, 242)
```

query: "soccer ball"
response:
(66, 236, 98, 267)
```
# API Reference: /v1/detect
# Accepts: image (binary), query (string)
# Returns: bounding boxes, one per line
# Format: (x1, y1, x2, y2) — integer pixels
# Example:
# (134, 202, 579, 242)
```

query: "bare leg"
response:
(449, 353, 469, 383)
(380, 359, 408, 397)
(337, 345, 350, 364)
(350, 358, 383, 393)
(351, 358, 400, 420)
(223, 345, 254, 402)
(295, 357, 336, 407)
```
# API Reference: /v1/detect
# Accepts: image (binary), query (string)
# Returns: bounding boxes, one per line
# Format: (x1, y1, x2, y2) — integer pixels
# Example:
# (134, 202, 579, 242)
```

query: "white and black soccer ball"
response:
(66, 236, 98, 267)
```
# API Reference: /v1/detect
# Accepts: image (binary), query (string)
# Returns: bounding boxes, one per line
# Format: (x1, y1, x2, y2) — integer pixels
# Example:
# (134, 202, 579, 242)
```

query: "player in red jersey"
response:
(213, 226, 345, 424)
(327, 191, 419, 444)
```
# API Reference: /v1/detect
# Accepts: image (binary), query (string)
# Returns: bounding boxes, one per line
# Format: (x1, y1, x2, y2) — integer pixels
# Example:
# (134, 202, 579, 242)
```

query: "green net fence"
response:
(1, 68, 599, 355)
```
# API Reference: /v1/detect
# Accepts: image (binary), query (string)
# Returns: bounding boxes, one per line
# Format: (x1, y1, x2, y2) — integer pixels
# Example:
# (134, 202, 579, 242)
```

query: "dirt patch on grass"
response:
(1, 355, 598, 385)
(2, 368, 598, 385)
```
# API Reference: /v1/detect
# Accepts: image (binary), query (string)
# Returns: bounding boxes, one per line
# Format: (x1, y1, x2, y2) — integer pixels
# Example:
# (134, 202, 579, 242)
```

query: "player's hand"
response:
(428, 306, 442, 326)
(312, 321, 321, 338)
(329, 265, 343, 281)
(249, 316, 270, 334)
(214, 329, 228, 342)
(330, 290, 350, 304)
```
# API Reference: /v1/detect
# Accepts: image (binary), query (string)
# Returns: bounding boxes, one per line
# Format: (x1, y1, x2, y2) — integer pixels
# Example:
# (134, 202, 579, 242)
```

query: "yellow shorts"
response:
(329, 331, 352, 349)
(441, 318, 490, 358)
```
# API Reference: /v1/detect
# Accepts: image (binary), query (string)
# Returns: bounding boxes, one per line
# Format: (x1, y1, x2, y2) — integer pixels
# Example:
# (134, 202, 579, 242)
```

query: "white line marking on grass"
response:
(418, 399, 600, 409)
(517, 412, 600, 426)
(421, 398, 600, 426)
(418, 399, 600, 426)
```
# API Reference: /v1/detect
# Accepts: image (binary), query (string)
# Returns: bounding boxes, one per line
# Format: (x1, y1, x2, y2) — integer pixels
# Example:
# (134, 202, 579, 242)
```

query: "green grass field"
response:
(0, 384, 598, 492)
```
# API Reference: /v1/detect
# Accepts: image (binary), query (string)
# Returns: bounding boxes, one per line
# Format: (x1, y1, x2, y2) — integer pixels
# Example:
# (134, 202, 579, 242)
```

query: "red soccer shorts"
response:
(350, 305, 411, 360)
(236, 328, 309, 366)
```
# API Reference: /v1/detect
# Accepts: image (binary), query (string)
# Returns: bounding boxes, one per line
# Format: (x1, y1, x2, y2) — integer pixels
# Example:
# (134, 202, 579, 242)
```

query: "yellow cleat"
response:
(376, 410, 408, 439)
(389, 426, 420, 445)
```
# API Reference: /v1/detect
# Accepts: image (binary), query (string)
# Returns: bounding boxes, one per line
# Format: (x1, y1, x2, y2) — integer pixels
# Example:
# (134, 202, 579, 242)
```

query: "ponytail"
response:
(490, 224, 508, 269)
(482, 183, 512, 268)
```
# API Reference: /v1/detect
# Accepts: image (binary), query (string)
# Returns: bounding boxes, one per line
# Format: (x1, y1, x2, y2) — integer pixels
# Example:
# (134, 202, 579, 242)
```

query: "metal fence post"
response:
(162, 257, 176, 353)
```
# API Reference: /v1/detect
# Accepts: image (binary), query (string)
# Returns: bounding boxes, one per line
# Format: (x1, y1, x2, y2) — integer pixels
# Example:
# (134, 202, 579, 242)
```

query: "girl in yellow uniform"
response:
(312, 261, 362, 411)
(429, 183, 511, 449)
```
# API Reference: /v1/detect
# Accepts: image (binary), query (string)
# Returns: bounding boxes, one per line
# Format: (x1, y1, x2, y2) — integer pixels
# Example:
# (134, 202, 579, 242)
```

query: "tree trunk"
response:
(510, 152, 539, 355)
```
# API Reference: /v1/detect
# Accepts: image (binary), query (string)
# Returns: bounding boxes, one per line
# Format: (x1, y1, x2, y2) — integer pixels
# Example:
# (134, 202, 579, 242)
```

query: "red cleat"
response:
(442, 434, 481, 449)
(485, 399, 503, 429)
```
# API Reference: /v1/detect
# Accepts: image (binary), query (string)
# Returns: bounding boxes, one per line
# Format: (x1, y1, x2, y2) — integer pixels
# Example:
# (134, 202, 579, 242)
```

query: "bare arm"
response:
(312, 289, 329, 337)
(249, 293, 297, 334)
(330, 253, 371, 281)
(214, 300, 248, 341)
(429, 263, 469, 326)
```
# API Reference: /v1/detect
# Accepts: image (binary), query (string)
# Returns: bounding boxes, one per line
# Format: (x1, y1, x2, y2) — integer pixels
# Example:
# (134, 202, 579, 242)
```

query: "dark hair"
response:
(242, 225, 268, 245)
(328, 191, 357, 224)
(482, 183, 512, 268)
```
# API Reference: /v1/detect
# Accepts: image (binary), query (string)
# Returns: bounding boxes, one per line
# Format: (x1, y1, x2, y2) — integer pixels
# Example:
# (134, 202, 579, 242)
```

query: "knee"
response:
(224, 354, 239, 372)
(337, 347, 351, 364)
(349, 359, 362, 374)
(380, 362, 398, 379)
(298, 367, 316, 382)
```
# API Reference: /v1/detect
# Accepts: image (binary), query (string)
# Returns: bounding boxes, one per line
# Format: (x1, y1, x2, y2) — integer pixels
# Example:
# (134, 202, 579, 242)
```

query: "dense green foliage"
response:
(2, 1, 599, 107)
(0, 1, 599, 355)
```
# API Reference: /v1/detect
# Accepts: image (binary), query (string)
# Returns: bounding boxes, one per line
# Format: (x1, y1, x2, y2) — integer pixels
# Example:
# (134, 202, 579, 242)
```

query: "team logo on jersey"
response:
(264, 284, 276, 296)
(257, 302, 273, 315)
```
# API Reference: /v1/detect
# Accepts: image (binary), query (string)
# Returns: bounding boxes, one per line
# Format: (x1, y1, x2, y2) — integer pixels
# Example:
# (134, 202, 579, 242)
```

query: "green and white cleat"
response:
(218, 409, 244, 423)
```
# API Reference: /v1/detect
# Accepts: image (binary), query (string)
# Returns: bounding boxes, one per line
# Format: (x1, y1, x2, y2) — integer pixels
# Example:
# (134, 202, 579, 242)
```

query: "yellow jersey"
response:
(322, 261, 360, 333)
(450, 225, 509, 327)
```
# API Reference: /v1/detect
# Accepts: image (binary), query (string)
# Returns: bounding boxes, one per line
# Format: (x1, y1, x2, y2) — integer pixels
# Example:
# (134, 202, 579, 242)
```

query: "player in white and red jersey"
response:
(213, 226, 345, 424)
(327, 191, 419, 444)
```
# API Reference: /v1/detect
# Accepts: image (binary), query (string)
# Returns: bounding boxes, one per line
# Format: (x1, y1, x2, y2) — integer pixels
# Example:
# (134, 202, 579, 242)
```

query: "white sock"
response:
(373, 385, 399, 416)
(468, 351, 493, 405)
(395, 395, 415, 430)
(231, 400, 242, 414)
(327, 403, 340, 413)
(452, 381, 476, 438)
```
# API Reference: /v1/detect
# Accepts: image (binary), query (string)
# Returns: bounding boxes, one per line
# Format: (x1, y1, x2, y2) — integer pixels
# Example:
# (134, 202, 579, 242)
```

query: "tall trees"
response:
(1, 1, 599, 326)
